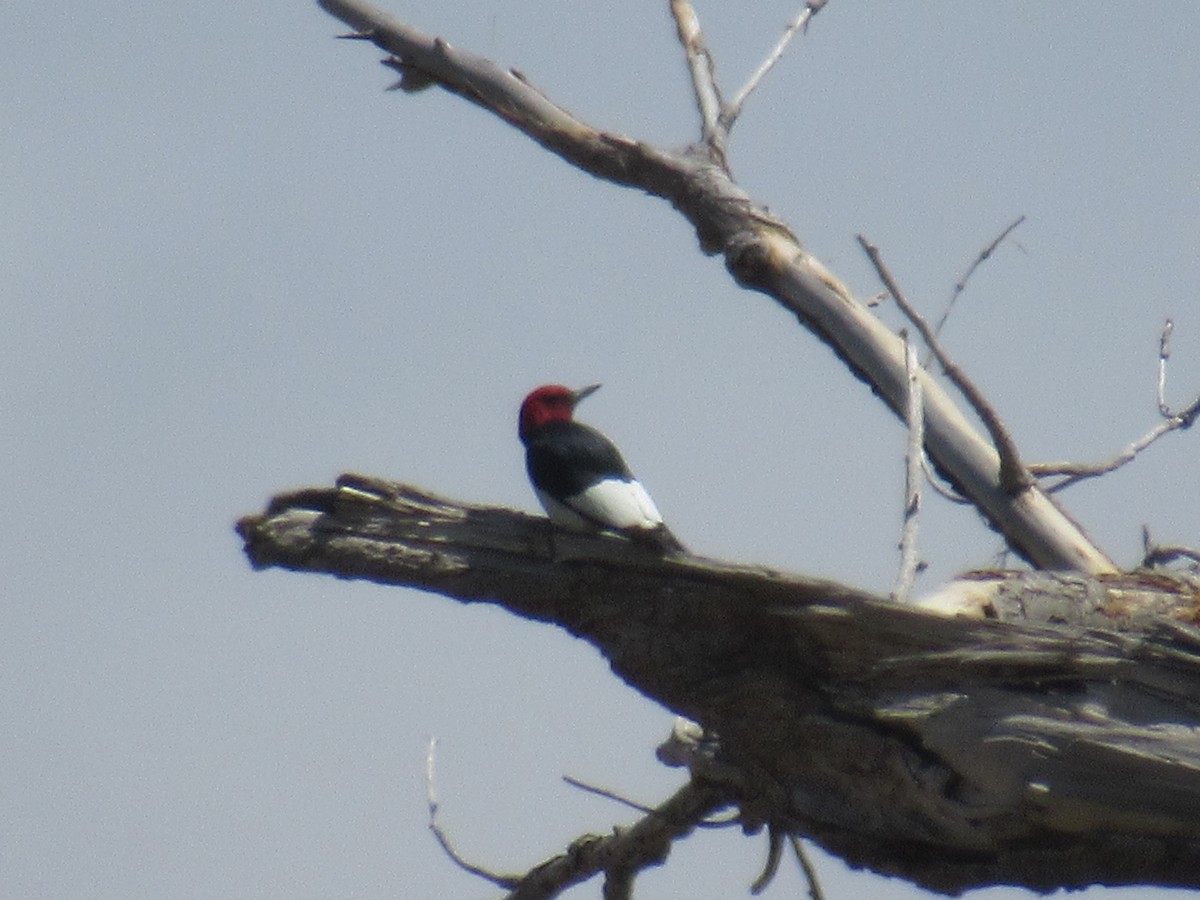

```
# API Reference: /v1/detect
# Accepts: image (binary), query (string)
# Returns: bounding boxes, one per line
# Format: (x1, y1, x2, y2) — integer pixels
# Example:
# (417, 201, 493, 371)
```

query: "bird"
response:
(518, 383, 686, 554)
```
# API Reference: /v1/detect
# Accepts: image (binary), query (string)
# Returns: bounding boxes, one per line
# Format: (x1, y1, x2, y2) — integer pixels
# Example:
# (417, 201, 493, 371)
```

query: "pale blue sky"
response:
(3, 2, 1198, 897)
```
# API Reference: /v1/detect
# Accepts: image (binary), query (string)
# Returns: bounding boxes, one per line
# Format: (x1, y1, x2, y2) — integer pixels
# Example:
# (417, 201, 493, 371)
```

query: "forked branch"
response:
(316, 0, 1116, 572)
(1031, 319, 1200, 492)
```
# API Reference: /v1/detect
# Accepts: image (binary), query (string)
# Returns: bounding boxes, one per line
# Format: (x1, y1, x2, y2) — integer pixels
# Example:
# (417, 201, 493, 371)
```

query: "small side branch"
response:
(1030, 320, 1199, 492)
(425, 738, 732, 899)
(669, 0, 724, 152)
(1143, 526, 1200, 570)
(725, 1, 829, 129)
(893, 331, 925, 603)
(930, 214, 1026, 344)
(425, 737, 522, 888)
(503, 780, 731, 900)
(670, 0, 829, 152)
(857, 233, 1033, 495)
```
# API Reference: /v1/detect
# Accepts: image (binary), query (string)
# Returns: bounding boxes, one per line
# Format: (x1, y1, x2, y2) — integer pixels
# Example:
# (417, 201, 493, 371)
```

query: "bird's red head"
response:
(518, 383, 600, 443)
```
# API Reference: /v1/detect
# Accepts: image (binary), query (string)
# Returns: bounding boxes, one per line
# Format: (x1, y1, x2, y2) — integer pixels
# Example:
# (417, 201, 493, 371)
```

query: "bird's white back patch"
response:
(537, 478, 665, 533)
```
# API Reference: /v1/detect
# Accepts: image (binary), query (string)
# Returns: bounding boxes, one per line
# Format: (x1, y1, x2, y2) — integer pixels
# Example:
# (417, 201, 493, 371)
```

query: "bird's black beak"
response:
(572, 383, 602, 406)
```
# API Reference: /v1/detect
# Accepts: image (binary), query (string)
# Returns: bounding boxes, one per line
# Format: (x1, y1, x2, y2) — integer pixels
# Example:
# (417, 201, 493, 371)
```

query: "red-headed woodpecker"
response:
(518, 384, 685, 554)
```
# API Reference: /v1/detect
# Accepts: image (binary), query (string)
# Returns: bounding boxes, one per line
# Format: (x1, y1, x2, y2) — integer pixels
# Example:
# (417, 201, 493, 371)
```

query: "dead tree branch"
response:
(1143, 526, 1200, 572)
(502, 779, 730, 900)
(316, 0, 1115, 573)
(1030, 320, 1200, 492)
(239, 476, 1200, 894)
(669, 0, 724, 154)
(857, 233, 1033, 496)
(425, 737, 522, 889)
(893, 331, 925, 602)
(930, 214, 1027, 344)
(724, 1, 829, 129)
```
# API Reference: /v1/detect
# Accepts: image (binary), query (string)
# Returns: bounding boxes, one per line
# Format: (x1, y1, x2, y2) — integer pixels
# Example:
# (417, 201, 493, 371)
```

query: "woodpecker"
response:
(518, 384, 685, 554)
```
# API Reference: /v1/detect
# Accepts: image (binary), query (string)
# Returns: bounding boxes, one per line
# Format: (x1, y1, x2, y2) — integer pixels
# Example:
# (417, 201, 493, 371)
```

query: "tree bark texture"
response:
(239, 476, 1200, 894)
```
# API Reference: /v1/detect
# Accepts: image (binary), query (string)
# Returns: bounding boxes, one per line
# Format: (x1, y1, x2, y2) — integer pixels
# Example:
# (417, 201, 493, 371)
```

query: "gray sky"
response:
(3, 1, 1198, 897)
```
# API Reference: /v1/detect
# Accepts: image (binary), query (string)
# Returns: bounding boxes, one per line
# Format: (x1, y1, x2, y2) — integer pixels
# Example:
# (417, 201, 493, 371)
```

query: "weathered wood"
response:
(238, 476, 1200, 894)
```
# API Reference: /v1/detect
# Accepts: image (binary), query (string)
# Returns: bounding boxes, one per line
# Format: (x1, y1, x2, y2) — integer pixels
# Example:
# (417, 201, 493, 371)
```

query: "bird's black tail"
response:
(632, 524, 687, 556)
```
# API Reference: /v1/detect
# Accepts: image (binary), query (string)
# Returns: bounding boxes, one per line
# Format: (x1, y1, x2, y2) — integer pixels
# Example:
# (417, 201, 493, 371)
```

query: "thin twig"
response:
(921, 454, 971, 503)
(562, 775, 656, 815)
(425, 737, 522, 888)
(725, 1, 829, 129)
(1142, 525, 1200, 570)
(1159, 319, 1175, 417)
(1144, 544, 1200, 569)
(893, 330, 925, 603)
(669, 0, 725, 152)
(1030, 320, 1199, 492)
(929, 215, 1026, 348)
(857, 233, 1033, 495)
(562, 775, 740, 828)
(790, 836, 827, 900)
(1030, 418, 1190, 492)
(501, 780, 731, 900)
(1156, 318, 1200, 424)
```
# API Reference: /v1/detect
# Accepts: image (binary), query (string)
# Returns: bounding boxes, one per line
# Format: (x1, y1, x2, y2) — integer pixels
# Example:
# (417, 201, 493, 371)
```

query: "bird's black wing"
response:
(524, 421, 632, 498)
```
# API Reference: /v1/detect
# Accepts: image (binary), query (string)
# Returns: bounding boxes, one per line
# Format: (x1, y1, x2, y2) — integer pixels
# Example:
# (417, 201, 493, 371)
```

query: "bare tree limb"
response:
(424, 730, 734, 899)
(562, 776, 657, 817)
(724, 1, 829, 129)
(1160, 318, 1177, 417)
(1143, 526, 1200, 571)
(857, 233, 1034, 496)
(239, 476, 1200, 894)
(503, 778, 731, 900)
(317, 0, 1117, 573)
(425, 737, 522, 889)
(669, 0, 724, 156)
(929, 214, 1027, 346)
(920, 453, 970, 504)
(893, 331, 924, 603)
(1030, 319, 1199, 492)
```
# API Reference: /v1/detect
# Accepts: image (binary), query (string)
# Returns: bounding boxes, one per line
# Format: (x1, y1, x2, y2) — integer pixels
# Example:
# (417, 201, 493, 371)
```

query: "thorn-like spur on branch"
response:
(857, 234, 1034, 497)
(242, 476, 1200, 893)
(1030, 320, 1199, 493)
(725, 1, 829, 130)
(318, 0, 1115, 572)
(1143, 526, 1200, 571)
